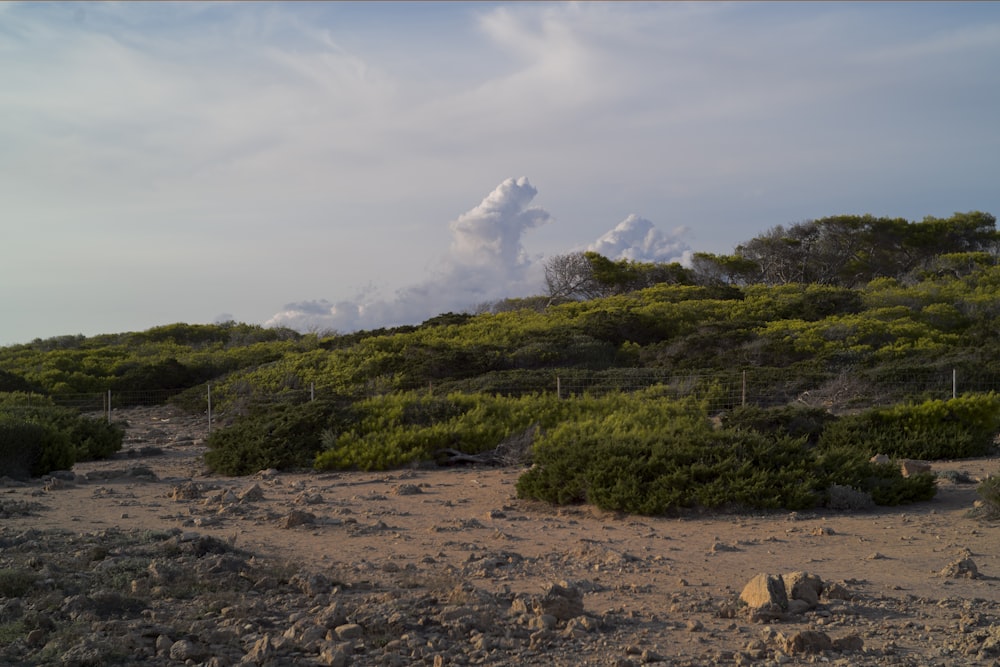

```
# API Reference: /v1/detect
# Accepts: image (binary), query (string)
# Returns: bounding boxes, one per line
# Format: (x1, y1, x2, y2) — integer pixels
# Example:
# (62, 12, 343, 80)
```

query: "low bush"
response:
(975, 476, 1000, 519)
(0, 416, 73, 479)
(0, 392, 124, 467)
(819, 394, 1000, 460)
(517, 397, 942, 515)
(205, 397, 351, 475)
(723, 405, 835, 445)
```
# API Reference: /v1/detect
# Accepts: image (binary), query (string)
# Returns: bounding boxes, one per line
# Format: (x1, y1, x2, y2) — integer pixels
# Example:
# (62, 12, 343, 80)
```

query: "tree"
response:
(544, 252, 694, 303)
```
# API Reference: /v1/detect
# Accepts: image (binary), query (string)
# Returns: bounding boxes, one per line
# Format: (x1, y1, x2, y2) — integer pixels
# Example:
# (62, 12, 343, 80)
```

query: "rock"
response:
(169, 638, 207, 662)
(940, 557, 980, 579)
(171, 482, 202, 501)
(870, 454, 891, 464)
(832, 634, 865, 652)
(900, 459, 932, 477)
(781, 629, 833, 655)
(239, 483, 265, 502)
(392, 483, 423, 496)
(279, 510, 315, 529)
(740, 573, 788, 614)
(241, 634, 276, 665)
(786, 599, 811, 615)
(334, 623, 364, 640)
(318, 645, 348, 667)
(784, 571, 823, 608)
(823, 581, 855, 601)
(291, 572, 332, 596)
(534, 582, 584, 621)
(295, 492, 324, 505)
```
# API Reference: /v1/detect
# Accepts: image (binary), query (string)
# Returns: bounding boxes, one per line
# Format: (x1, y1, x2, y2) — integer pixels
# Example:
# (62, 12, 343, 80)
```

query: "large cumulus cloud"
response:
(266, 177, 551, 333)
(588, 214, 691, 264)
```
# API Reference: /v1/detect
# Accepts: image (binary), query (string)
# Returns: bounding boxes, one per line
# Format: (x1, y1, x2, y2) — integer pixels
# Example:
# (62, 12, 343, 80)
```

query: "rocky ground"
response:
(1, 406, 999, 666)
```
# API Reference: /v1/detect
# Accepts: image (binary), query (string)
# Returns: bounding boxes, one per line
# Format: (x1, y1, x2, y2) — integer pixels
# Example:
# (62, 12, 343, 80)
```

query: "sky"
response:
(2, 1, 999, 344)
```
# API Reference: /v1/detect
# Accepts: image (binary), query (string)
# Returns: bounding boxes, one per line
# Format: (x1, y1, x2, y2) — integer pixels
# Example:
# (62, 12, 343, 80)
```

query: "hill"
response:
(2, 211, 999, 514)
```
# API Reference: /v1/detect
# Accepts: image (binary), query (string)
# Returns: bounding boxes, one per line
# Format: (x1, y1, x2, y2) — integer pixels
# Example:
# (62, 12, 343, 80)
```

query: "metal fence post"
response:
(953, 368, 957, 399)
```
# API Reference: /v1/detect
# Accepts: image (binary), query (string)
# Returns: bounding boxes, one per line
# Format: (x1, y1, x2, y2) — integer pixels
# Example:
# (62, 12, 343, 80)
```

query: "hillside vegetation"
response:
(2, 212, 999, 513)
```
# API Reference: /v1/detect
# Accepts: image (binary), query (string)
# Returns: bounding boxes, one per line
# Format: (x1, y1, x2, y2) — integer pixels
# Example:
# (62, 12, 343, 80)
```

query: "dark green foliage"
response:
(112, 357, 200, 393)
(1, 210, 998, 516)
(0, 393, 123, 477)
(516, 403, 941, 515)
(0, 370, 37, 393)
(723, 405, 835, 445)
(204, 397, 350, 475)
(819, 395, 1000, 460)
(0, 568, 37, 598)
(975, 476, 1000, 518)
(517, 422, 825, 514)
(68, 415, 126, 460)
(0, 416, 73, 479)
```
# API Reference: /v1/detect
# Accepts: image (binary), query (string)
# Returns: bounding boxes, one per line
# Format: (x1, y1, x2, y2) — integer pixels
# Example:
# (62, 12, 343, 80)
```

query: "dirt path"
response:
(3, 406, 1000, 665)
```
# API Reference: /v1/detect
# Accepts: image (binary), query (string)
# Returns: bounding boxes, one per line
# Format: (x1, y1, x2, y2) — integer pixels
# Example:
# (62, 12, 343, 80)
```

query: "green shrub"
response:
(516, 414, 826, 514)
(0, 392, 124, 464)
(819, 394, 1000, 460)
(68, 417, 126, 460)
(0, 416, 73, 479)
(723, 405, 835, 445)
(975, 476, 1000, 519)
(0, 568, 37, 597)
(516, 396, 941, 515)
(205, 397, 350, 475)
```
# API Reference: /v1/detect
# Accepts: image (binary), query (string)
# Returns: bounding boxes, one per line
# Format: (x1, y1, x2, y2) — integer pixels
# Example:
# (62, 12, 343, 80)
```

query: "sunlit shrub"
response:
(819, 394, 1000, 460)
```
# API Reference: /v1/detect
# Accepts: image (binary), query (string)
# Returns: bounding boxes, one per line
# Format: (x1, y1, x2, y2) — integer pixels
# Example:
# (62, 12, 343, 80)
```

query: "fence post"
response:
(310, 382, 315, 402)
(107, 390, 112, 424)
(207, 383, 213, 436)
(556, 376, 561, 399)
(741, 370, 747, 407)
(953, 368, 957, 399)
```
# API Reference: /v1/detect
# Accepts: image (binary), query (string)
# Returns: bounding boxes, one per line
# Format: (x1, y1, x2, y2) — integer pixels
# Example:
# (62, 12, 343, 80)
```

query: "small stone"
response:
(334, 623, 364, 640)
(781, 630, 833, 655)
(169, 638, 207, 662)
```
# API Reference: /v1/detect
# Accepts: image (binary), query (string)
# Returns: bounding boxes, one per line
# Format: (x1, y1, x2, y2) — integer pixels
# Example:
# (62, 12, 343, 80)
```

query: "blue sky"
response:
(2, 2, 999, 344)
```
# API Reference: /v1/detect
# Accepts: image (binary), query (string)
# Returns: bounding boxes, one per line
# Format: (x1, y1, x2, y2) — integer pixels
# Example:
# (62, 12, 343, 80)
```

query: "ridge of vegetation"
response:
(2, 212, 999, 514)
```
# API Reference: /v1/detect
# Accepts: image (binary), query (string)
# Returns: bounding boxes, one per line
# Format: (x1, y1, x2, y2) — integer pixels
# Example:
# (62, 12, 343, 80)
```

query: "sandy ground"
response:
(3, 406, 1000, 665)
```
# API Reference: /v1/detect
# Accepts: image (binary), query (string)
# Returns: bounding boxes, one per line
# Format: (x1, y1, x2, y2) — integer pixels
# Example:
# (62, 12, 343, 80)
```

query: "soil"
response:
(2, 406, 999, 666)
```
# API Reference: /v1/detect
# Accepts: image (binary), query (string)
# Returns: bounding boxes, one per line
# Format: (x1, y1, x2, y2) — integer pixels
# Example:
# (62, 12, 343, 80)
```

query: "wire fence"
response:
(17, 366, 1000, 437)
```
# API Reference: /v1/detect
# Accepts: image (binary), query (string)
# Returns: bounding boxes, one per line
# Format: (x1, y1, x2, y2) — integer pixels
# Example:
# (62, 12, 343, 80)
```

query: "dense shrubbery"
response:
(516, 400, 938, 514)
(818, 394, 1000, 460)
(204, 397, 352, 475)
(0, 416, 73, 479)
(0, 392, 124, 478)
(3, 213, 999, 512)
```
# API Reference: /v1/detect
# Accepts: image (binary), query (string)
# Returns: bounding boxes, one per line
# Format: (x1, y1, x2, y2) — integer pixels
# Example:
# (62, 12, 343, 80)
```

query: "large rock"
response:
(784, 571, 823, 608)
(781, 630, 833, 655)
(740, 574, 788, 613)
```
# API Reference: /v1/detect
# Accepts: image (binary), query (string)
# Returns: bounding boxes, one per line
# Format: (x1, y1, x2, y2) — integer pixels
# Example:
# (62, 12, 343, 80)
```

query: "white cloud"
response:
(266, 179, 700, 335)
(266, 177, 552, 333)
(587, 214, 691, 264)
